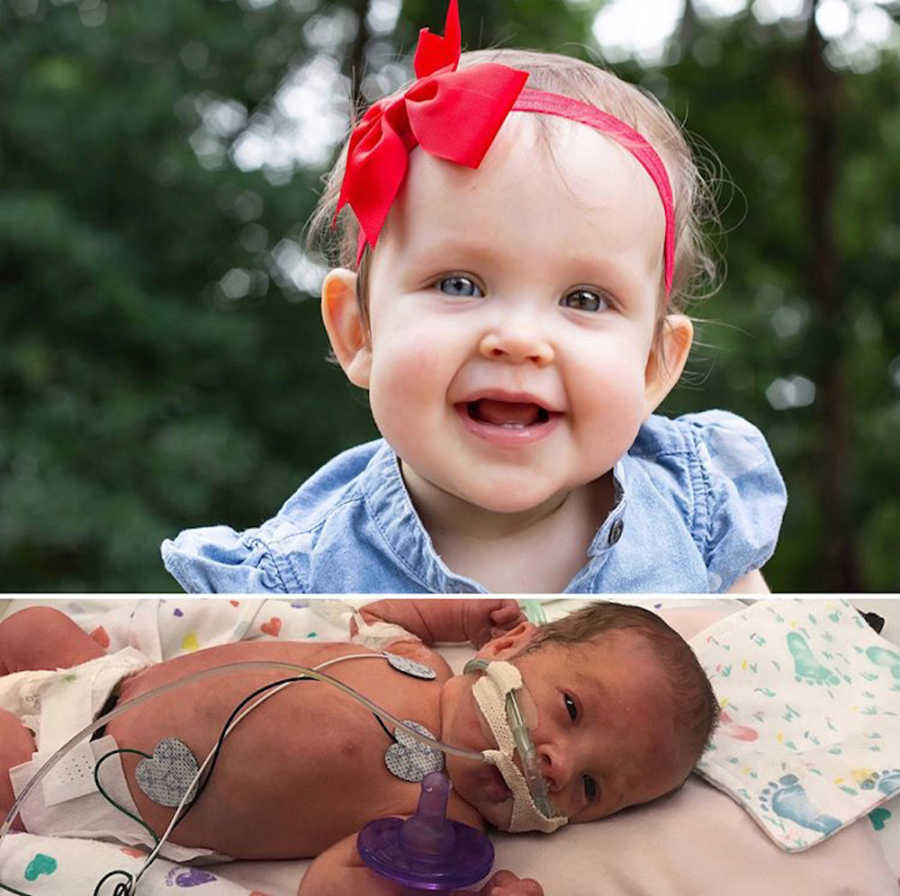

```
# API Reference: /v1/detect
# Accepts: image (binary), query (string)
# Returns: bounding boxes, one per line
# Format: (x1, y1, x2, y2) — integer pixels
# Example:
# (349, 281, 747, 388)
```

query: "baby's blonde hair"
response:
(307, 48, 721, 340)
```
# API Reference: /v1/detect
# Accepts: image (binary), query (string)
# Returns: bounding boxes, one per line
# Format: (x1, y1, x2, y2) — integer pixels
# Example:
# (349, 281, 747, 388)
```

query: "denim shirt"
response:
(161, 410, 786, 594)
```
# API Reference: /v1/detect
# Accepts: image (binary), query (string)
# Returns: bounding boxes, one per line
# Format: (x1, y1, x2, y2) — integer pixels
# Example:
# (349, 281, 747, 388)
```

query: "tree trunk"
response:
(677, 0, 699, 51)
(801, 1, 861, 590)
(347, 0, 373, 114)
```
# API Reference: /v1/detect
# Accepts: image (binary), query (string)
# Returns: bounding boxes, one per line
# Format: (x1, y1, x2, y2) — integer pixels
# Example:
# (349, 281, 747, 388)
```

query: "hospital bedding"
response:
(0, 596, 897, 895)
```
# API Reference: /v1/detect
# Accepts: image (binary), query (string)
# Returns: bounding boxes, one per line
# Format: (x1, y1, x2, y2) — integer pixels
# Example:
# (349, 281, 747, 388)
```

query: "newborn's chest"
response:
(278, 667, 446, 836)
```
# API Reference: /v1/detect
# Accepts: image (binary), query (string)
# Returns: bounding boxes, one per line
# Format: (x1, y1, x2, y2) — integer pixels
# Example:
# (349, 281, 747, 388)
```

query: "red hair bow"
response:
(334, 0, 528, 260)
(335, 0, 676, 298)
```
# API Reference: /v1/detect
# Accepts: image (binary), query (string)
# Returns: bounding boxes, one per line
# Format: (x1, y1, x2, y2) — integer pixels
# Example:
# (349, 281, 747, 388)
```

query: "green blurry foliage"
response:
(1, 0, 898, 590)
(645, 17, 900, 591)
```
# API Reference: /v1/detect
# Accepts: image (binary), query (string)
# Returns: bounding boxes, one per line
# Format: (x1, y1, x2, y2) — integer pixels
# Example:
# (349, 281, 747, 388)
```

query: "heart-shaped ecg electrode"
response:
(135, 737, 201, 808)
(384, 721, 444, 783)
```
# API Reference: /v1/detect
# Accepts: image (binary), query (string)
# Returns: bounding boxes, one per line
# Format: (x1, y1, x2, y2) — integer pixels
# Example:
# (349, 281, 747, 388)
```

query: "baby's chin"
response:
(469, 765, 515, 830)
(480, 799, 514, 831)
(447, 761, 515, 830)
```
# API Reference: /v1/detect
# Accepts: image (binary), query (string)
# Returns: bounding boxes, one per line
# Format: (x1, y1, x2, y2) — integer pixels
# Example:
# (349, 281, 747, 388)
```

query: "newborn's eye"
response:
(560, 289, 608, 312)
(564, 694, 577, 721)
(437, 275, 483, 297)
(583, 775, 598, 802)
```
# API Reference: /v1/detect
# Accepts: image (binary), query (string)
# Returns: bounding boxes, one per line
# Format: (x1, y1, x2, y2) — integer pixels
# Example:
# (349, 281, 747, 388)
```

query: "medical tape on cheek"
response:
(471, 662, 568, 834)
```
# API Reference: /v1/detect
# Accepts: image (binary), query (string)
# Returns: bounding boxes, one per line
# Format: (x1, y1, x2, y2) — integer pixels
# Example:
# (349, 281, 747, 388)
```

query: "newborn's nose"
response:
(538, 747, 570, 793)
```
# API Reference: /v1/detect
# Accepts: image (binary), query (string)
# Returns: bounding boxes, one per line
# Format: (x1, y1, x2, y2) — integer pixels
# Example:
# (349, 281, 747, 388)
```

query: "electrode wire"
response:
(0, 657, 486, 843)
(0, 655, 487, 896)
(130, 652, 386, 890)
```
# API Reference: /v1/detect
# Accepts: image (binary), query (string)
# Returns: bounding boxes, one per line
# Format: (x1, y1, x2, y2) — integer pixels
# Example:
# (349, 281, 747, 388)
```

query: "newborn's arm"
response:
(298, 833, 544, 896)
(355, 599, 525, 648)
(297, 833, 409, 896)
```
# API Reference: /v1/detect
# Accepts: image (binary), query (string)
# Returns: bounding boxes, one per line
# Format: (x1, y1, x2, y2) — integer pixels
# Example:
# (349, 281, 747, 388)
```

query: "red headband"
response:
(335, 0, 676, 298)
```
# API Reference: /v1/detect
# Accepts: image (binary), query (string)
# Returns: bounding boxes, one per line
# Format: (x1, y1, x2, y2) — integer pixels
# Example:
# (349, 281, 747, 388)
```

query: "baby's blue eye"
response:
(437, 275, 482, 297)
(583, 775, 598, 801)
(564, 694, 577, 721)
(560, 289, 608, 312)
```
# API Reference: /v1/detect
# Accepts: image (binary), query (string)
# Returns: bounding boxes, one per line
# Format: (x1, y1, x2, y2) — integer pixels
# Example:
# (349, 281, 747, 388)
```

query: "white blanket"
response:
(692, 598, 900, 851)
(0, 833, 252, 896)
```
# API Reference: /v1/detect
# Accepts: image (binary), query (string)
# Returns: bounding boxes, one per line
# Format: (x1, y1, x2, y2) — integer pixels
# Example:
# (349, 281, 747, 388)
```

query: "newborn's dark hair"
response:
(525, 602, 719, 770)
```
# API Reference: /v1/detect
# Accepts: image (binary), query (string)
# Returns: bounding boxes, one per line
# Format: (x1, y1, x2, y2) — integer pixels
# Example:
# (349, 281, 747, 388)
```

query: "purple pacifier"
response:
(357, 772, 494, 891)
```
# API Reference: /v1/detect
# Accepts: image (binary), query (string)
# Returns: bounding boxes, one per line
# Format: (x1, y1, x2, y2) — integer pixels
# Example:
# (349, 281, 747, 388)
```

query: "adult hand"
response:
(453, 869, 545, 896)
(464, 600, 528, 649)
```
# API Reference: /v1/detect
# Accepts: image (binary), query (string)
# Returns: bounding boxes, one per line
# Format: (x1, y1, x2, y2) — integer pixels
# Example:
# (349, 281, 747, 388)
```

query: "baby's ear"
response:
(643, 313, 693, 417)
(476, 621, 538, 660)
(321, 268, 372, 388)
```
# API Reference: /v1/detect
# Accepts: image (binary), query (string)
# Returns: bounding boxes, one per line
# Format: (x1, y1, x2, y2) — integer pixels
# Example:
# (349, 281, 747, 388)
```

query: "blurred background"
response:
(2, 0, 898, 592)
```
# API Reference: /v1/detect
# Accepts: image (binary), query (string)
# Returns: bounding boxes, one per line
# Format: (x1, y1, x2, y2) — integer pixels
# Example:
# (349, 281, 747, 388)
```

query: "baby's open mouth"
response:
(465, 399, 552, 428)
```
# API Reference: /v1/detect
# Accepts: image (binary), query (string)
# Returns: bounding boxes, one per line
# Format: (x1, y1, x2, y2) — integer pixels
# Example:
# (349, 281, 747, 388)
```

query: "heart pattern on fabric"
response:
(261, 617, 282, 637)
(24, 854, 57, 881)
(384, 721, 444, 783)
(868, 807, 891, 831)
(166, 867, 218, 887)
(135, 738, 200, 808)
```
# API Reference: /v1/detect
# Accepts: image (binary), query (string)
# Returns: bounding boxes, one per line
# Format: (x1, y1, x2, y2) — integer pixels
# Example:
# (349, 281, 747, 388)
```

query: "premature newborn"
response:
(0, 599, 718, 895)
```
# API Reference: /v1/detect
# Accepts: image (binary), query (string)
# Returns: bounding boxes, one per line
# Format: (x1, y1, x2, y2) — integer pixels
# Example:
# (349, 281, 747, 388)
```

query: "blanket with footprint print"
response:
(690, 598, 900, 851)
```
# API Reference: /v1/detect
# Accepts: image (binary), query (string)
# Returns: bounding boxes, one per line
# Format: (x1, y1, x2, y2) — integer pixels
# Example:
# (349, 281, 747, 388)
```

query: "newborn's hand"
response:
(453, 870, 545, 896)
(464, 600, 528, 649)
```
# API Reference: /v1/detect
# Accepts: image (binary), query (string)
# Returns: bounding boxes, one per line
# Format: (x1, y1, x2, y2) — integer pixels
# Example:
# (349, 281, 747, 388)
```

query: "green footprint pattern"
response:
(866, 646, 900, 680)
(758, 774, 841, 835)
(787, 632, 841, 686)
(859, 768, 900, 796)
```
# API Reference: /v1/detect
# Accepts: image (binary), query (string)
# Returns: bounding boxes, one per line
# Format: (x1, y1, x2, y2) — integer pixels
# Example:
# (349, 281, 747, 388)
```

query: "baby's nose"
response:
(538, 747, 570, 793)
(479, 329, 554, 367)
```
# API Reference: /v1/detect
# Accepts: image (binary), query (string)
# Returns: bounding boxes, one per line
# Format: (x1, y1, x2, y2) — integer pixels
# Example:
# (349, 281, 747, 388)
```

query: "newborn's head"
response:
(441, 603, 719, 831)
(521, 602, 721, 780)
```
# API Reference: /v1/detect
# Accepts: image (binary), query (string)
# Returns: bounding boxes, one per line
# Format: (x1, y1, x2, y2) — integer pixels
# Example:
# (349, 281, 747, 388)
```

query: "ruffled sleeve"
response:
(686, 410, 787, 591)
(161, 525, 298, 594)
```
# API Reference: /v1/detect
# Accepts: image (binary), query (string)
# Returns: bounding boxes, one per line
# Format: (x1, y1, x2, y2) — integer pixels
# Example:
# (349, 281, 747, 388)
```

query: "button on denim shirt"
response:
(162, 410, 786, 594)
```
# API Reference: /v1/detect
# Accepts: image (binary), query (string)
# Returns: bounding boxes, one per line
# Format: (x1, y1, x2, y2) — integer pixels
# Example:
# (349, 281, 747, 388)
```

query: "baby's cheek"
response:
(392, 341, 445, 383)
(579, 362, 652, 430)
(574, 359, 647, 460)
(368, 341, 445, 434)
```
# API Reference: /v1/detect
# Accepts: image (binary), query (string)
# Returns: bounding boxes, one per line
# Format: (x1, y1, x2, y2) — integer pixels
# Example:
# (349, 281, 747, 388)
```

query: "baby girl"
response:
(162, 0, 786, 595)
